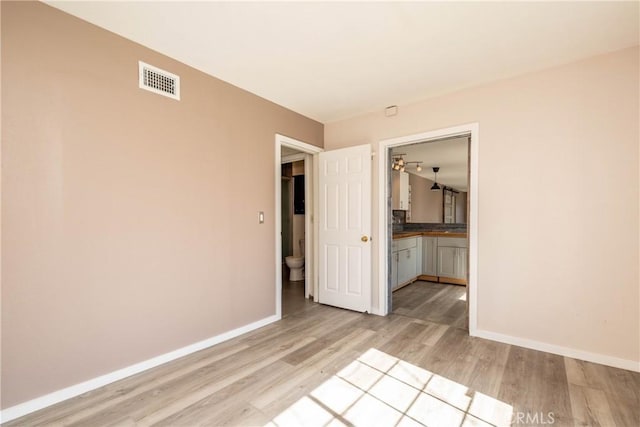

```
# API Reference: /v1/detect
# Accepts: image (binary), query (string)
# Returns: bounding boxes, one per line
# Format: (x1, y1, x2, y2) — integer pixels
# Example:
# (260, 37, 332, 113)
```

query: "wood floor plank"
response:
(463, 338, 511, 398)
(202, 403, 268, 427)
(250, 328, 377, 411)
(606, 393, 640, 427)
(568, 384, 616, 427)
(422, 322, 449, 347)
(150, 360, 291, 426)
(393, 281, 467, 329)
(498, 346, 574, 427)
(281, 312, 371, 366)
(133, 336, 317, 426)
(378, 321, 434, 366)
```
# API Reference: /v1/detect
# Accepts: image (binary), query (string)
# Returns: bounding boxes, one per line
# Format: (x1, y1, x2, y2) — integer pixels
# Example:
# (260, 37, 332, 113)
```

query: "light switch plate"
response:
(259, 211, 264, 224)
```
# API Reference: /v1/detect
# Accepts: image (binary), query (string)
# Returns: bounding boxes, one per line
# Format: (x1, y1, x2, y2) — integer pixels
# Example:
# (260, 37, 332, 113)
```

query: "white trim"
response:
(0, 314, 279, 424)
(303, 153, 313, 298)
(475, 329, 640, 373)
(468, 125, 479, 335)
(312, 152, 320, 302)
(274, 134, 323, 318)
(375, 123, 479, 334)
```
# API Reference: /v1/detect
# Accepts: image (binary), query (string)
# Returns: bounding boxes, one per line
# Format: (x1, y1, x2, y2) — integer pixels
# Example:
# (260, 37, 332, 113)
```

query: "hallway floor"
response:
(392, 281, 467, 329)
(281, 265, 313, 317)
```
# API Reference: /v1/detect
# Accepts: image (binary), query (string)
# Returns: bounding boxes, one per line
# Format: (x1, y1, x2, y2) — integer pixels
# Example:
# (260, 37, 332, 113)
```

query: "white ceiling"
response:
(392, 137, 468, 191)
(45, 1, 639, 123)
(281, 146, 302, 157)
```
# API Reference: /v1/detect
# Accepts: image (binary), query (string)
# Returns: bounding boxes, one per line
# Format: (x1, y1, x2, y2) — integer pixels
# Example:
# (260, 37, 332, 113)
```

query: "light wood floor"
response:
(5, 282, 639, 426)
(392, 281, 467, 330)
(281, 273, 312, 318)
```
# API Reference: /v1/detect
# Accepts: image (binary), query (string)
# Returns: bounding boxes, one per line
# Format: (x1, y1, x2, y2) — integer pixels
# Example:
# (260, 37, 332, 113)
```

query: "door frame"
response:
(275, 134, 323, 319)
(376, 123, 479, 335)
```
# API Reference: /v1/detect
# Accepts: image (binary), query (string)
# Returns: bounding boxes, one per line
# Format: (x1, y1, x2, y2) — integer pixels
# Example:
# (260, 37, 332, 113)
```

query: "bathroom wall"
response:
(292, 160, 305, 257)
(1, 2, 323, 409)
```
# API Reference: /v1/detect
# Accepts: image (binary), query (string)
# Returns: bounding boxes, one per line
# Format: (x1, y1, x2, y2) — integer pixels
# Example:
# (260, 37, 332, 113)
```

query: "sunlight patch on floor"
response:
(266, 348, 513, 427)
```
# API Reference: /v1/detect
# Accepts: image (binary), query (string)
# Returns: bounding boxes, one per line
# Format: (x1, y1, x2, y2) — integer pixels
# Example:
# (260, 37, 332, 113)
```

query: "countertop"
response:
(393, 231, 467, 239)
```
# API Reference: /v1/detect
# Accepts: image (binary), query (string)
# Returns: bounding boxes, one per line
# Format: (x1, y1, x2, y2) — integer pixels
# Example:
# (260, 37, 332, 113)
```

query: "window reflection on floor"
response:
(266, 348, 513, 427)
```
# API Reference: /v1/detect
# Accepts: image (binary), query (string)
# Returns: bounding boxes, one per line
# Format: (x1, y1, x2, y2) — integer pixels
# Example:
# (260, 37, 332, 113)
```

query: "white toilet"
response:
(285, 239, 305, 281)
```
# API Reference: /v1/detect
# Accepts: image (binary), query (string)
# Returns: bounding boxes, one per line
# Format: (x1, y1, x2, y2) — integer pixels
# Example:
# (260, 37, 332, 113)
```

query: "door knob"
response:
(361, 236, 369, 242)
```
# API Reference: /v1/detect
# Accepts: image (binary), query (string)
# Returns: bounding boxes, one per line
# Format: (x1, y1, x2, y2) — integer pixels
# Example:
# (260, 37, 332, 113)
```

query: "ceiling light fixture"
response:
(392, 157, 424, 173)
(404, 161, 423, 172)
(430, 167, 441, 191)
(391, 154, 406, 171)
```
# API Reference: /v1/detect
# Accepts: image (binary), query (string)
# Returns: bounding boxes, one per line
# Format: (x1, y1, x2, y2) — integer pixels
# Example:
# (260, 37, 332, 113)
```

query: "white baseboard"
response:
(0, 314, 280, 424)
(473, 329, 640, 373)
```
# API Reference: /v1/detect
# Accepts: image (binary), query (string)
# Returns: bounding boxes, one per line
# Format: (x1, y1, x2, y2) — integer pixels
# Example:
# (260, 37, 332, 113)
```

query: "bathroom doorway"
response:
(281, 157, 308, 316)
(274, 134, 323, 319)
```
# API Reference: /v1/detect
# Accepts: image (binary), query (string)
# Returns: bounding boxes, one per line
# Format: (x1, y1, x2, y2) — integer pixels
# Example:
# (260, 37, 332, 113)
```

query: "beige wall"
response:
(1, 2, 323, 408)
(408, 173, 442, 223)
(455, 192, 467, 224)
(326, 47, 639, 364)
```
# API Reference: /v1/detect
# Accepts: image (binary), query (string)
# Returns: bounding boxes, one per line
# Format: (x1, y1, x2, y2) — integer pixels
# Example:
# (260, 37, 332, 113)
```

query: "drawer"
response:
(395, 237, 417, 251)
(437, 237, 467, 248)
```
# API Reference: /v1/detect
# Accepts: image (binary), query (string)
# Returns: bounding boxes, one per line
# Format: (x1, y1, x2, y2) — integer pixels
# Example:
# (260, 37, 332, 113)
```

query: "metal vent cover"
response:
(138, 61, 180, 100)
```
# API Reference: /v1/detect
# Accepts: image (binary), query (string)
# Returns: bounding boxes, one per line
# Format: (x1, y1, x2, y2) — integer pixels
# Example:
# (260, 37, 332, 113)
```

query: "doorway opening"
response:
(377, 123, 479, 335)
(390, 136, 470, 330)
(281, 157, 308, 316)
(274, 134, 323, 319)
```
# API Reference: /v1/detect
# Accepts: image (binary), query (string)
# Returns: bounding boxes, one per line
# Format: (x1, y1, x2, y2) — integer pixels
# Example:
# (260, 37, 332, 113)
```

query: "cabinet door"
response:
(399, 172, 409, 210)
(455, 248, 468, 279)
(406, 247, 417, 282)
(397, 249, 408, 285)
(422, 237, 438, 276)
(415, 236, 422, 274)
(392, 171, 410, 211)
(437, 246, 457, 278)
(391, 171, 401, 210)
(399, 247, 418, 285)
(391, 251, 399, 289)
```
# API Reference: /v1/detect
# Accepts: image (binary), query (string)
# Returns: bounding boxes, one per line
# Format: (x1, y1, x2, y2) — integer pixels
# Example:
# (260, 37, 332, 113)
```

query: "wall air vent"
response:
(138, 61, 180, 100)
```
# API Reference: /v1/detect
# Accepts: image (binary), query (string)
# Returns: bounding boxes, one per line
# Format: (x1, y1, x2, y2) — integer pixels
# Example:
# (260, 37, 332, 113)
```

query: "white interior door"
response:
(318, 144, 371, 312)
